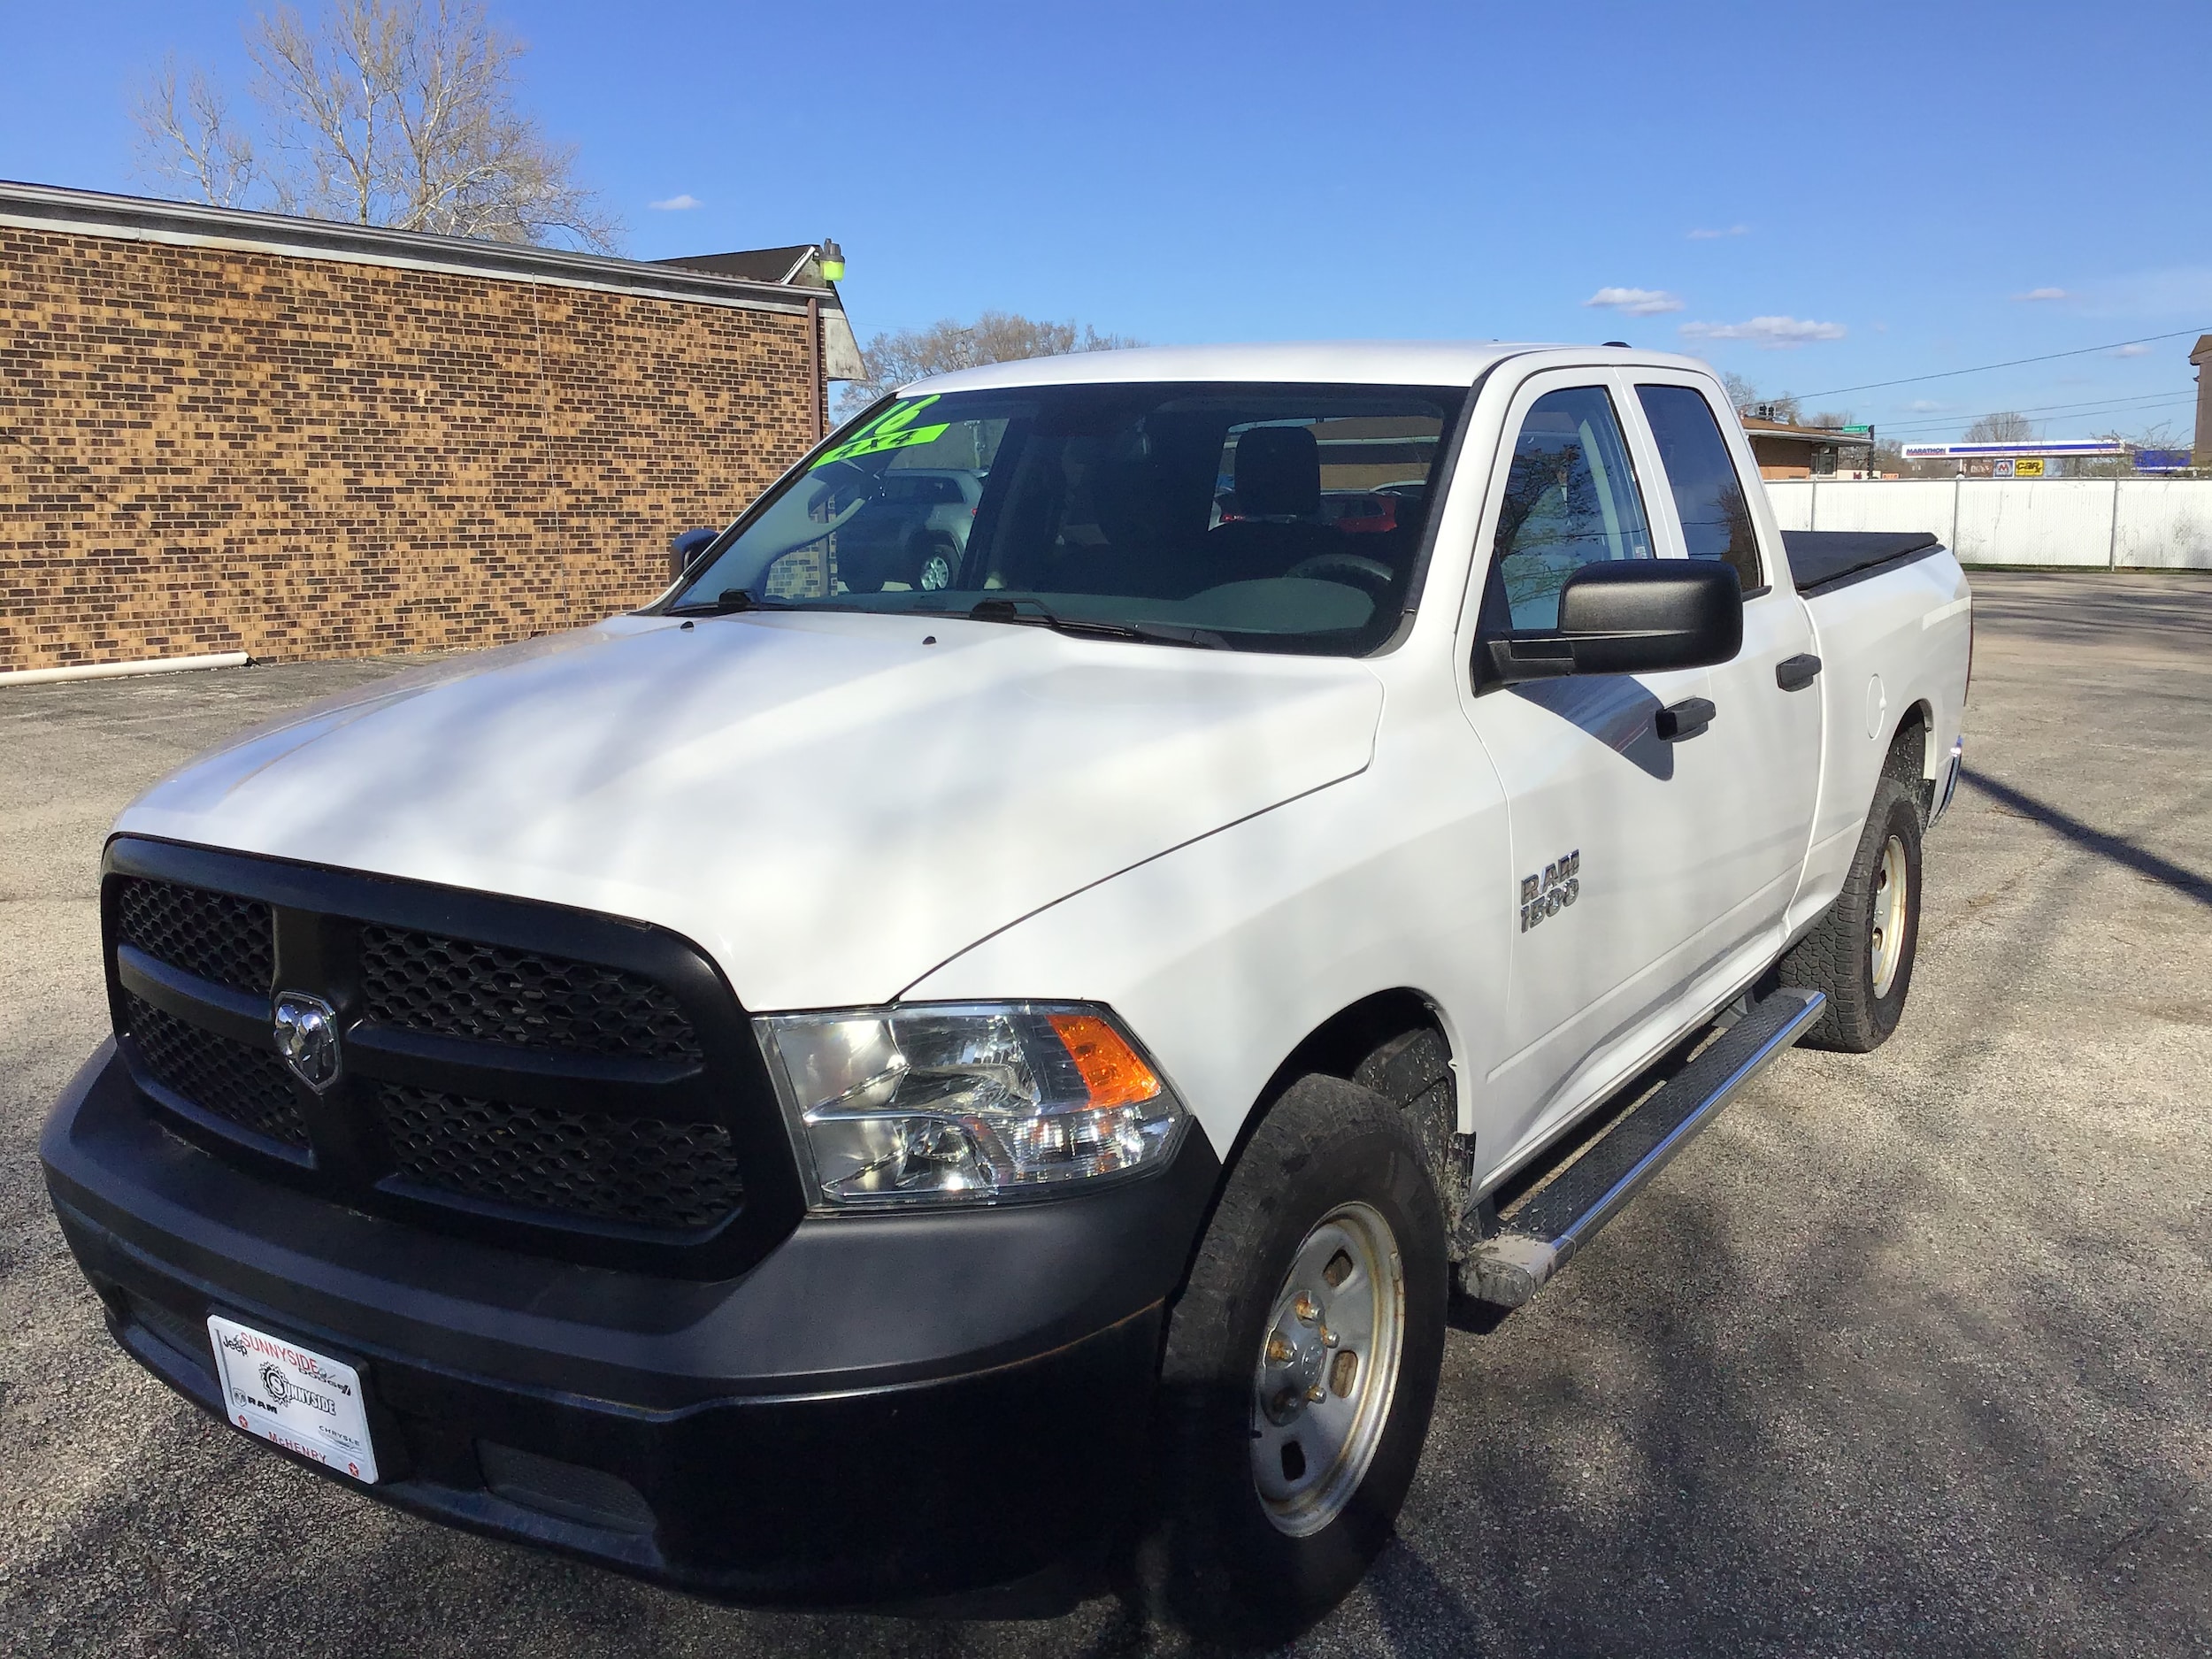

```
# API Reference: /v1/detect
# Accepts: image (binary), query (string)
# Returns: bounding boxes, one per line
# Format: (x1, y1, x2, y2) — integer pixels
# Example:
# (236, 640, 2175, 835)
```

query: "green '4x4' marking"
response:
(810, 396, 951, 468)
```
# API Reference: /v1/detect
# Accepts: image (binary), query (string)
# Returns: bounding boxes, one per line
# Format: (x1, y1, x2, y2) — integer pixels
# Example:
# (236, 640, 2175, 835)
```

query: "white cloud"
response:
(1585, 286, 1684, 316)
(649, 193, 703, 211)
(1678, 315, 1847, 349)
(1908, 399, 1948, 412)
(1686, 224, 1749, 240)
(2013, 286, 2070, 301)
(2109, 342, 2152, 357)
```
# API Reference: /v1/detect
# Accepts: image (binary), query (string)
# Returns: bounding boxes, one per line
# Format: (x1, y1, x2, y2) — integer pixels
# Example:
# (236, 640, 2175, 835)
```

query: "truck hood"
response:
(116, 612, 1384, 1009)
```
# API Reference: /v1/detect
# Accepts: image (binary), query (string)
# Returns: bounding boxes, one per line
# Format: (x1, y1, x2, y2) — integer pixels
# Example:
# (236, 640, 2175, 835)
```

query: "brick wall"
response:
(0, 221, 818, 672)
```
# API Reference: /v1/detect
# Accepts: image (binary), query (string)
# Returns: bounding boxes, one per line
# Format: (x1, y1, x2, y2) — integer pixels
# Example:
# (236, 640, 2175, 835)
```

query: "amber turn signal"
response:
(1048, 1013, 1164, 1110)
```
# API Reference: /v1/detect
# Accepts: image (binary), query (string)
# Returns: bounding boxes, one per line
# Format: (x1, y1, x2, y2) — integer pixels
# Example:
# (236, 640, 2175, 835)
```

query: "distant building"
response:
(1738, 411, 1878, 480)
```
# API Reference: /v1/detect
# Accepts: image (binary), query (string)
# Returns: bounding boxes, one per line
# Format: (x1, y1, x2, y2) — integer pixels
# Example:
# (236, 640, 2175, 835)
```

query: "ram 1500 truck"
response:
(41, 343, 1970, 1643)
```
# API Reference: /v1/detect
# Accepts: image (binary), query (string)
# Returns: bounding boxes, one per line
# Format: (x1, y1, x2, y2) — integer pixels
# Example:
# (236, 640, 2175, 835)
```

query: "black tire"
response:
(1133, 1074, 1448, 1647)
(1780, 772, 1924, 1052)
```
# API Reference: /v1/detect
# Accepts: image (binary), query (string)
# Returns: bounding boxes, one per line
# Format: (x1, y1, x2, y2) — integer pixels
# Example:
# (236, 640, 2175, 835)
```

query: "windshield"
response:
(664, 380, 1468, 655)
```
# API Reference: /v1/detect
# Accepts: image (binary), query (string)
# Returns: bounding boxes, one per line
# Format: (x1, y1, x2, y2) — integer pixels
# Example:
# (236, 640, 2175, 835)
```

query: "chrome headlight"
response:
(758, 1002, 1187, 1208)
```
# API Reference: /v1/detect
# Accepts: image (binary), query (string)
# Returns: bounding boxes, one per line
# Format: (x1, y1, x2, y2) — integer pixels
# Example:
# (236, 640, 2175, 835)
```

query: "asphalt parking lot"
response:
(3, 569, 2208, 1657)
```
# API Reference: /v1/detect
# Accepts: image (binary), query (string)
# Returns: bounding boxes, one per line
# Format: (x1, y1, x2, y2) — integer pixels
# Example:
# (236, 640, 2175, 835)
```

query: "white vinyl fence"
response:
(1764, 479, 2212, 569)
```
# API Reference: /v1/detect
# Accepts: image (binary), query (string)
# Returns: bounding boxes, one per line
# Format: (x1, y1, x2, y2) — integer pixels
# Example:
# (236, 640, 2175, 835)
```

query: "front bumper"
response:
(42, 1041, 1220, 1608)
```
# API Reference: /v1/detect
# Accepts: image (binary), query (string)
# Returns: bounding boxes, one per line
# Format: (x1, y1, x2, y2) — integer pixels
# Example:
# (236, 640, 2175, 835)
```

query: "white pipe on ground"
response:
(0, 650, 251, 688)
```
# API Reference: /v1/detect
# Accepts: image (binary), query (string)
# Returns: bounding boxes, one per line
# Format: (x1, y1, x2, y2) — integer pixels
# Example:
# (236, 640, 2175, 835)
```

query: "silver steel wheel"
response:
(917, 549, 953, 591)
(1249, 1201, 1405, 1538)
(1870, 832, 1909, 998)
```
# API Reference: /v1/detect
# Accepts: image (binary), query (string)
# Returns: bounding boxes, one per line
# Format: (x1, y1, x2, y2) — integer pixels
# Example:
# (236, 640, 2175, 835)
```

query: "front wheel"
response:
(1133, 1075, 1447, 1645)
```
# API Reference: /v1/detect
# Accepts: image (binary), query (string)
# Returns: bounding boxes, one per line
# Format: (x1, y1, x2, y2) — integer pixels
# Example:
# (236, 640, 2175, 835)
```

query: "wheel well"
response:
(1274, 989, 1445, 1088)
(1886, 703, 1935, 819)
(1216, 990, 1471, 1236)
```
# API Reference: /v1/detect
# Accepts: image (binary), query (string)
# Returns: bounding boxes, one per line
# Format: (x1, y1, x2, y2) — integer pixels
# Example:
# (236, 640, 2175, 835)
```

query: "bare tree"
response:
(133, 0, 619, 252)
(1963, 411, 2033, 442)
(134, 58, 258, 207)
(839, 311, 1141, 412)
(1719, 370, 1760, 412)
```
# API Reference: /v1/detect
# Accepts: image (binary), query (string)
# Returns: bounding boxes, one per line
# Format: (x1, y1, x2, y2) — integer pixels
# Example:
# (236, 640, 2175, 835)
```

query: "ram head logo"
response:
(273, 992, 342, 1091)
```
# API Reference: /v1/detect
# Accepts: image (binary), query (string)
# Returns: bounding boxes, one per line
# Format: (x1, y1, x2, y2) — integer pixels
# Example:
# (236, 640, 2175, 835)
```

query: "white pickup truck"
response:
(42, 343, 1970, 1642)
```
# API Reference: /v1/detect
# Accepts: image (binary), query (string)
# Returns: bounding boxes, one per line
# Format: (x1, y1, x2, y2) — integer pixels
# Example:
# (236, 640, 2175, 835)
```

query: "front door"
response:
(1458, 371, 1734, 1163)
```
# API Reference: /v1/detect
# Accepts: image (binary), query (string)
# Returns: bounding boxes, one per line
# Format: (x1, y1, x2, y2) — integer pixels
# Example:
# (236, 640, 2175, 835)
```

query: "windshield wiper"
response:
(667, 588, 789, 618)
(966, 596, 1229, 650)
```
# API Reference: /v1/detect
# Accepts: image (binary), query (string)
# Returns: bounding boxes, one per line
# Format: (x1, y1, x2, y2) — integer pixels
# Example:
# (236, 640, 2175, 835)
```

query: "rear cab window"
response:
(1632, 383, 1766, 595)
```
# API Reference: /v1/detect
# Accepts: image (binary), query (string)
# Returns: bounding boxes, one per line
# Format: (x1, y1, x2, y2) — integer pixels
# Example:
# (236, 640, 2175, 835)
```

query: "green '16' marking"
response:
(810, 396, 950, 468)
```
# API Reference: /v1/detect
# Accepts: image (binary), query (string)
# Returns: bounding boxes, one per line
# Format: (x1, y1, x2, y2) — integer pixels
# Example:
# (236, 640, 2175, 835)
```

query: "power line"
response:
(1874, 390, 2197, 436)
(1795, 327, 2211, 400)
(1877, 397, 2195, 438)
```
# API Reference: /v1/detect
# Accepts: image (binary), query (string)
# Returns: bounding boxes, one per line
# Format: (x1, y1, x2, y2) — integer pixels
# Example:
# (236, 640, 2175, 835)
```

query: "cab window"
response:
(1634, 384, 1763, 593)
(1490, 387, 1654, 630)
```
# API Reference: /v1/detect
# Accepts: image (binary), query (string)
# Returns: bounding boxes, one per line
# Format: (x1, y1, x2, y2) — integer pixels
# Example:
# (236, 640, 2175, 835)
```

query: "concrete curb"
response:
(0, 651, 250, 687)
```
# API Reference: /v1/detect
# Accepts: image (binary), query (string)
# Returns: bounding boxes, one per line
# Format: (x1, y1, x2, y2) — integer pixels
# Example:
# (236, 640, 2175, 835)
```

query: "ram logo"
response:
(1518, 850, 1581, 933)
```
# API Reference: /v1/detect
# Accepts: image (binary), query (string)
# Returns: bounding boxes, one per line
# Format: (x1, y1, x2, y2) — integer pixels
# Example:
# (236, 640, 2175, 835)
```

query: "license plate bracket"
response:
(205, 1314, 380, 1484)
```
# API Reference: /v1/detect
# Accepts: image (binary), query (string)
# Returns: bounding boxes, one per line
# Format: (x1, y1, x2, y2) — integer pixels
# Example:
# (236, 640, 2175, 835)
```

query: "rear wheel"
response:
(1781, 772, 1924, 1051)
(1134, 1075, 1446, 1645)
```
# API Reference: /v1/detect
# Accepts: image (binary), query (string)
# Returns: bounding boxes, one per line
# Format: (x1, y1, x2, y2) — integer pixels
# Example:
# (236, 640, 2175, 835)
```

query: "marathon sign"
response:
(1900, 440, 2128, 459)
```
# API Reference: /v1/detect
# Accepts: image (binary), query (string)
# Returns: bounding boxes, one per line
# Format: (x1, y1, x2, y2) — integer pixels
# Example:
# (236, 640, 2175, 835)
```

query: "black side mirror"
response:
(1486, 560, 1742, 683)
(670, 527, 718, 579)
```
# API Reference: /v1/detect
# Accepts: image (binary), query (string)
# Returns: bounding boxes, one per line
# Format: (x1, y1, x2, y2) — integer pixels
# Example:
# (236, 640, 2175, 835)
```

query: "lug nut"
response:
(1317, 1322, 1339, 1348)
(1294, 1294, 1319, 1325)
(1265, 1333, 1294, 1365)
(1305, 1384, 1326, 1402)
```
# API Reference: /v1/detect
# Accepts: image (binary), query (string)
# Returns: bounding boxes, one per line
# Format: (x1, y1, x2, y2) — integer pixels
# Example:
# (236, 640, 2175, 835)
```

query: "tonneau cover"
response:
(1781, 530, 1942, 594)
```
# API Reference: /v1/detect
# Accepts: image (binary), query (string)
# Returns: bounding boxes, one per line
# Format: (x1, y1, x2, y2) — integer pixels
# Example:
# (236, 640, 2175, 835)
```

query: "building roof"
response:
(655, 246, 823, 285)
(1740, 415, 1872, 448)
(0, 178, 834, 316)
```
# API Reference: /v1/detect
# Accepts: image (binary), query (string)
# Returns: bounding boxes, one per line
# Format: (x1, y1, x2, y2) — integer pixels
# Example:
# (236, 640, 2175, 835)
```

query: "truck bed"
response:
(1781, 530, 1943, 596)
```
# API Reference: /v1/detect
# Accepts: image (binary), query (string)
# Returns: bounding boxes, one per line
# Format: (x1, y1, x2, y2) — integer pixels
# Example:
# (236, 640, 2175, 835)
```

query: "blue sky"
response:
(3, 0, 2207, 445)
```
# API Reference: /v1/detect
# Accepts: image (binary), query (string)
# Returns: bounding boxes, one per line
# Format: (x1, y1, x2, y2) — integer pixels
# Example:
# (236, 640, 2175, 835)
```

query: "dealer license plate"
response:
(206, 1315, 380, 1483)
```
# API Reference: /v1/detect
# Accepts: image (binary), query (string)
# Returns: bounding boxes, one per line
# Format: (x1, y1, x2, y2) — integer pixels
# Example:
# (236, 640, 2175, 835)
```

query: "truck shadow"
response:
(1961, 767, 2212, 908)
(1511, 676, 1674, 781)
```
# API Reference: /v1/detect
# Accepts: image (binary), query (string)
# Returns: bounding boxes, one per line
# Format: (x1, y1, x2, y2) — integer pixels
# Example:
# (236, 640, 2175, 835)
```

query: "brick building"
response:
(1739, 411, 1878, 480)
(0, 181, 858, 675)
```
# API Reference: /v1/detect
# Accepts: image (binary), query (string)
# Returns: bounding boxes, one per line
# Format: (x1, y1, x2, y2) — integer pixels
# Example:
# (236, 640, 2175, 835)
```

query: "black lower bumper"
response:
(42, 1043, 1220, 1608)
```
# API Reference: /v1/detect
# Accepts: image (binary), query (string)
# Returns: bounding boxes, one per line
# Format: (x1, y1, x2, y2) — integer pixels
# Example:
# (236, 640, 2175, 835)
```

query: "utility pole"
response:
(2191, 335, 2212, 468)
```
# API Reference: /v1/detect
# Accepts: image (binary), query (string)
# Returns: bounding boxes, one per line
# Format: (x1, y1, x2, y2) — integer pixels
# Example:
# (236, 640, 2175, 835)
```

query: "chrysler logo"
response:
(273, 992, 342, 1091)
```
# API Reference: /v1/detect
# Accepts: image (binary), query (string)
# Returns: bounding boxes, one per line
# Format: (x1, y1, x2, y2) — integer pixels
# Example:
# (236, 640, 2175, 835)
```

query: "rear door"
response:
(1628, 375, 1822, 949)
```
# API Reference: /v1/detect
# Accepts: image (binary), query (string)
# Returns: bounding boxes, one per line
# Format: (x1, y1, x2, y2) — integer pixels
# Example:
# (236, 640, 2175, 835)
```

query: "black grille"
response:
(373, 1084, 742, 1232)
(124, 993, 311, 1150)
(115, 878, 273, 994)
(360, 927, 702, 1061)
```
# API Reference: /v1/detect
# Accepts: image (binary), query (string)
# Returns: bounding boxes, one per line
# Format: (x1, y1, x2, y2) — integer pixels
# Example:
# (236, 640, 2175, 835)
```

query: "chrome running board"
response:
(1463, 987, 1827, 1309)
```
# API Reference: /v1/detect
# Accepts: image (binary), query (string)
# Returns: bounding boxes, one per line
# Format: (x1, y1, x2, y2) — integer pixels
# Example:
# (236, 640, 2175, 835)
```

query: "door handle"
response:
(1655, 697, 1716, 742)
(1776, 653, 1822, 692)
